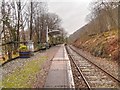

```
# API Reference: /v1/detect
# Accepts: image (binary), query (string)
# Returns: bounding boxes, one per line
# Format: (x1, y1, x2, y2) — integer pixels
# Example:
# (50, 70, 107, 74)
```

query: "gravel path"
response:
(2, 45, 60, 88)
(71, 45, 119, 80)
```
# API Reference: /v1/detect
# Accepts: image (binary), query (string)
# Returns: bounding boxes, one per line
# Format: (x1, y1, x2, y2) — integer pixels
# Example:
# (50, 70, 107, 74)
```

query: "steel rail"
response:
(69, 45, 120, 84)
(65, 46, 92, 90)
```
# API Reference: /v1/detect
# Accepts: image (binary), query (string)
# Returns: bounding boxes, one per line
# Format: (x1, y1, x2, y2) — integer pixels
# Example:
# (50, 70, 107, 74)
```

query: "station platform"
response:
(44, 44, 75, 88)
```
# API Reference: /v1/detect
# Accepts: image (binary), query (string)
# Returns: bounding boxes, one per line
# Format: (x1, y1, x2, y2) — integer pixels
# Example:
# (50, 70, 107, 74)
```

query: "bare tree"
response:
(86, 0, 118, 34)
(0, 0, 63, 59)
(45, 13, 62, 31)
(16, 0, 21, 47)
(0, 0, 28, 59)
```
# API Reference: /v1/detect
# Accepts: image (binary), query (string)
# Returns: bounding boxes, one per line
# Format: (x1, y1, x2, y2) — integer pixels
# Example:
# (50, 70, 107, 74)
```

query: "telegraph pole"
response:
(30, 0, 33, 40)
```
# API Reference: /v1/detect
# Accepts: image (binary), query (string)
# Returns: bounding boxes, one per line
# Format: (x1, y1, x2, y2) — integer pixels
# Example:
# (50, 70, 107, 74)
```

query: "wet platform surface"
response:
(44, 44, 74, 88)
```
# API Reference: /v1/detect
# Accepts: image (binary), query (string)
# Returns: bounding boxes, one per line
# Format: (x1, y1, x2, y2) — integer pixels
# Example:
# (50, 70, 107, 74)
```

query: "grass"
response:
(2, 56, 47, 88)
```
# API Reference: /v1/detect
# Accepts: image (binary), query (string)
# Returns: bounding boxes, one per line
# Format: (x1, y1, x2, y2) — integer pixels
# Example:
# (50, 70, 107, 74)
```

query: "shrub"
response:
(19, 44, 28, 52)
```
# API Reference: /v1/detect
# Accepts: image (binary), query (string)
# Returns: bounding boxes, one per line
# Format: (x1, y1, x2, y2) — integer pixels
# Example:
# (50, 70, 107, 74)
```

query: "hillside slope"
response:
(73, 30, 119, 60)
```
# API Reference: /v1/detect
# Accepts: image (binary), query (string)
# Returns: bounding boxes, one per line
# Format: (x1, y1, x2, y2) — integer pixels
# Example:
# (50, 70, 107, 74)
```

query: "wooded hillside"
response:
(69, 1, 119, 60)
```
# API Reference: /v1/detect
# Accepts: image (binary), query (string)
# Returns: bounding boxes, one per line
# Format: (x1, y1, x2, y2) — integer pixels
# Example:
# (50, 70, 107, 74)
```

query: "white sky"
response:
(48, 0, 93, 35)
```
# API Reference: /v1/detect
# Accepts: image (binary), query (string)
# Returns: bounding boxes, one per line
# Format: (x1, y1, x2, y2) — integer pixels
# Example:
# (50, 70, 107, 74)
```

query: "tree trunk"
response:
(8, 44, 12, 60)
(17, 1, 21, 48)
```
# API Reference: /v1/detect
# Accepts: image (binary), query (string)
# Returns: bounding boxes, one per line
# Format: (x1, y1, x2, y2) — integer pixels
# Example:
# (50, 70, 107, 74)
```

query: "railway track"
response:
(66, 45, 120, 89)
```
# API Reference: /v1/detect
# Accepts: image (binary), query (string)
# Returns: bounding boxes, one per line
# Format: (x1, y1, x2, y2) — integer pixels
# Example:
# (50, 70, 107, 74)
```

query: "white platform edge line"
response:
(64, 46, 69, 60)
(67, 61, 75, 88)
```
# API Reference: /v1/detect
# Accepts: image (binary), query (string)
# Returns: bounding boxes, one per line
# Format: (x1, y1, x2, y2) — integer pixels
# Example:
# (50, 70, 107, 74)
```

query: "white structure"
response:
(46, 26, 49, 43)
(27, 40, 34, 52)
(48, 30, 62, 36)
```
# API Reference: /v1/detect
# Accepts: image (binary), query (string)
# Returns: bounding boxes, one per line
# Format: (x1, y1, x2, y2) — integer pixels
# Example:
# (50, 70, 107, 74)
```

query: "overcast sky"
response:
(47, 0, 93, 35)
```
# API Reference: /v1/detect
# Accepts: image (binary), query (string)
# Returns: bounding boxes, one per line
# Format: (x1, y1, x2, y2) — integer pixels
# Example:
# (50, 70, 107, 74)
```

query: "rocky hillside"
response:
(73, 29, 119, 60)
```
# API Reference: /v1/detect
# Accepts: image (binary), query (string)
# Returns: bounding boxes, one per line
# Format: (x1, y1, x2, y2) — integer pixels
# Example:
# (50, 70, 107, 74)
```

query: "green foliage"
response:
(19, 44, 28, 52)
(91, 43, 107, 58)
